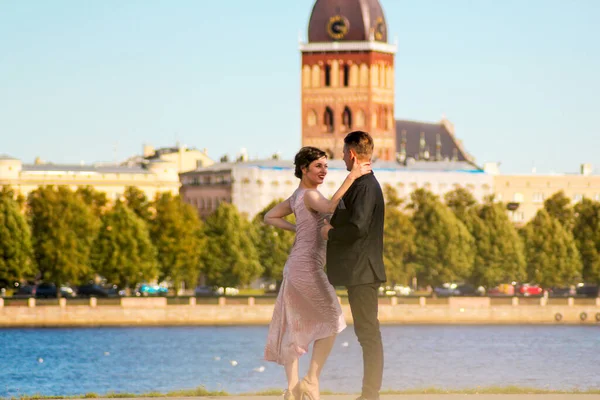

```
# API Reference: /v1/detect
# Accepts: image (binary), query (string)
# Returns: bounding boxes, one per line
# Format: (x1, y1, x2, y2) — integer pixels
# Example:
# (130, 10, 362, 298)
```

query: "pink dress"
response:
(264, 188, 347, 365)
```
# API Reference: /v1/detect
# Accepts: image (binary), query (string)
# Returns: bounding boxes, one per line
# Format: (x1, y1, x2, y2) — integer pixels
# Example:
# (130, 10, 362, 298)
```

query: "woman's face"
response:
(302, 156, 328, 185)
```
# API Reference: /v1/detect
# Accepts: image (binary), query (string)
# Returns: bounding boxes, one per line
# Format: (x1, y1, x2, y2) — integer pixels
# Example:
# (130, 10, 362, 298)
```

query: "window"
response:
(496, 193, 503, 201)
(325, 64, 331, 87)
(356, 109, 365, 128)
(573, 194, 583, 202)
(307, 110, 317, 127)
(532, 192, 545, 203)
(595, 193, 600, 202)
(324, 107, 334, 133)
(513, 193, 524, 203)
(512, 212, 525, 222)
(343, 64, 350, 87)
(342, 107, 352, 130)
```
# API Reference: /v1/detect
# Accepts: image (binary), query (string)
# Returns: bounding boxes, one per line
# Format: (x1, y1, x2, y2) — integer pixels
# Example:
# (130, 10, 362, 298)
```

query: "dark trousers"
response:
(347, 283, 383, 400)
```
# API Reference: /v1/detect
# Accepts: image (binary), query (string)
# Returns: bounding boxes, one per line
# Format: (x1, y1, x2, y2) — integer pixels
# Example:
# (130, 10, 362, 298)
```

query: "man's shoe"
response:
(355, 396, 379, 400)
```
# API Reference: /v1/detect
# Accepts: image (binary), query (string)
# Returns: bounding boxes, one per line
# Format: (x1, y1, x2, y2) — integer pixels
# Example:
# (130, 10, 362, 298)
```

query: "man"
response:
(321, 131, 386, 400)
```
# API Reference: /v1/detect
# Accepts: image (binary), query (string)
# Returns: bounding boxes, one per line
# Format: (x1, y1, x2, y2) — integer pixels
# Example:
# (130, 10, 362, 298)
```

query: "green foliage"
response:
(150, 193, 205, 291)
(444, 187, 477, 226)
(0, 193, 34, 285)
(382, 185, 416, 285)
(124, 186, 152, 222)
(91, 201, 158, 288)
(76, 186, 109, 217)
(573, 198, 600, 284)
(252, 200, 294, 282)
(520, 209, 582, 287)
(472, 201, 526, 287)
(544, 190, 574, 230)
(27, 186, 100, 287)
(410, 188, 474, 286)
(445, 188, 526, 287)
(200, 203, 262, 287)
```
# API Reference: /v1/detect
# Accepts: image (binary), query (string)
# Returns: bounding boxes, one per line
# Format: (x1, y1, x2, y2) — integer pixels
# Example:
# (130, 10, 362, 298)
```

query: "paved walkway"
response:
(79, 395, 600, 400)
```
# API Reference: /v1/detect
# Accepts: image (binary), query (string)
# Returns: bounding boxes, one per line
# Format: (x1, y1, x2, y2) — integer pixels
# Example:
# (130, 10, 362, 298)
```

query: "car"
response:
(576, 283, 599, 298)
(548, 286, 576, 297)
(516, 284, 543, 297)
(487, 284, 515, 296)
(12, 284, 36, 298)
(215, 287, 239, 296)
(393, 285, 413, 296)
(433, 283, 460, 297)
(194, 285, 217, 297)
(77, 284, 110, 297)
(35, 283, 76, 298)
(136, 283, 168, 297)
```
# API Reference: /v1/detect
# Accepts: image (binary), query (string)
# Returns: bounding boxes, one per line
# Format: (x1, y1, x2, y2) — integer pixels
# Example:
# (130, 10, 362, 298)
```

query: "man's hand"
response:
(321, 218, 333, 240)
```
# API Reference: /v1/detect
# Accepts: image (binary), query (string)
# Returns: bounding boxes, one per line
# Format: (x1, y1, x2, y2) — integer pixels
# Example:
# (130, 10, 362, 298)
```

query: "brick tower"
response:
(300, 0, 397, 161)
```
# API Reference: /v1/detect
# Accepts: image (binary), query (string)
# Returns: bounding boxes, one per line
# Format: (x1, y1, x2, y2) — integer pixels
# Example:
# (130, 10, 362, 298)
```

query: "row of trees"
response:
(0, 186, 204, 293)
(382, 186, 598, 288)
(1, 184, 599, 293)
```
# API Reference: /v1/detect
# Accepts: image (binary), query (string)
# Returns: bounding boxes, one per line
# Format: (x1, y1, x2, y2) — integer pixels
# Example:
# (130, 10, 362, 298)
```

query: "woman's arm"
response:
(304, 161, 371, 214)
(264, 198, 296, 232)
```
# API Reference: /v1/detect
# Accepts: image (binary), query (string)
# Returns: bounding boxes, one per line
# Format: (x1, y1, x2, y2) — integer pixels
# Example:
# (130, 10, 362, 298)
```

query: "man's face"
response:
(342, 145, 354, 171)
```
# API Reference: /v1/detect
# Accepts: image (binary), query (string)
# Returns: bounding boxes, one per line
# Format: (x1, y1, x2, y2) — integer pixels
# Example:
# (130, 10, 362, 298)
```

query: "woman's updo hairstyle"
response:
(294, 146, 327, 179)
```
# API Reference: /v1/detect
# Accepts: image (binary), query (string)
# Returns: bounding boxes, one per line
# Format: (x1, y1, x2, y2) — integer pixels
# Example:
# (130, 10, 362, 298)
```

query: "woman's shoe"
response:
(283, 389, 296, 400)
(295, 377, 319, 400)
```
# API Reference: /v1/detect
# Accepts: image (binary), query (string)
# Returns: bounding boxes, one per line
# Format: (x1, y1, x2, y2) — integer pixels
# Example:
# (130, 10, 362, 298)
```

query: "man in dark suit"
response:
(321, 131, 386, 400)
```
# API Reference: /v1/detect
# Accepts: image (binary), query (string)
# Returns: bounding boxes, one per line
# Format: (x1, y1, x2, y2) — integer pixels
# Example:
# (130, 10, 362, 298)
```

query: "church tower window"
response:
(324, 107, 334, 133)
(342, 107, 352, 130)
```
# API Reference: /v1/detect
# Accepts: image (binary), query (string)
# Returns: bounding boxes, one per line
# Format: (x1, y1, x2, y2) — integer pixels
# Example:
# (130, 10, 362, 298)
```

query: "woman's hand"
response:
(348, 161, 372, 180)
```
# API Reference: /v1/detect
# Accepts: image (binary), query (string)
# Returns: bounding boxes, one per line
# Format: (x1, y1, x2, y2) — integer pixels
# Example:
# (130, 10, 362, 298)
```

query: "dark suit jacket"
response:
(326, 172, 386, 287)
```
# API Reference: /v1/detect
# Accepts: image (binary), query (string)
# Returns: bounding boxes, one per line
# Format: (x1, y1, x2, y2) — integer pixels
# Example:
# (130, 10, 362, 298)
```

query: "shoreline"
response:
(4, 386, 600, 399)
(1, 296, 599, 328)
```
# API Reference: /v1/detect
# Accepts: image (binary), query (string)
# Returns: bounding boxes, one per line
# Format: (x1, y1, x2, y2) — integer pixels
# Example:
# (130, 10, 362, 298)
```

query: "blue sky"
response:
(1, 0, 598, 174)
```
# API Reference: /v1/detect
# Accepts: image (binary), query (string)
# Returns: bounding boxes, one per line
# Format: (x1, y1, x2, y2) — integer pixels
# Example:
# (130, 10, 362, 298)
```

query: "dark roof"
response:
(308, 0, 387, 43)
(0, 154, 19, 161)
(395, 119, 473, 164)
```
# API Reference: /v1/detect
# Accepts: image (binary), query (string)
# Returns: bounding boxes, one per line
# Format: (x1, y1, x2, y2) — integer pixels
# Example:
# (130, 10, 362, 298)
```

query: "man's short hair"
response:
(344, 131, 374, 158)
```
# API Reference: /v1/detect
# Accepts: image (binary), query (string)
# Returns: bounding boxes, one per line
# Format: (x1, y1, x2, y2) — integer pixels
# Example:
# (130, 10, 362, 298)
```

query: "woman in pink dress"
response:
(264, 147, 371, 400)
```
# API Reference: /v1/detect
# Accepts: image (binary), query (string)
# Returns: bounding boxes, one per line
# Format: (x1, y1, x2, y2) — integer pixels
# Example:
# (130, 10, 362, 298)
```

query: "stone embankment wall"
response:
(1, 297, 599, 327)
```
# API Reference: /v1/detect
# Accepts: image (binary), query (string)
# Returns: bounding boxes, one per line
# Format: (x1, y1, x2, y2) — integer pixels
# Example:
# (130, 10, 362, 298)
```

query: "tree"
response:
(409, 189, 474, 287)
(150, 193, 205, 292)
(124, 186, 152, 222)
(445, 189, 526, 288)
(471, 201, 527, 287)
(0, 194, 34, 287)
(200, 203, 262, 287)
(91, 201, 158, 290)
(544, 191, 574, 231)
(382, 185, 416, 285)
(28, 186, 100, 294)
(252, 200, 295, 283)
(572, 198, 600, 285)
(1, 186, 26, 212)
(76, 186, 109, 217)
(520, 209, 582, 287)
(445, 187, 478, 228)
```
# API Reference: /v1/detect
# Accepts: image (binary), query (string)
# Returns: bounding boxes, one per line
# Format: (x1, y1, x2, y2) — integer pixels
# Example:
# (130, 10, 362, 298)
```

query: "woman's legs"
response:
(285, 358, 299, 393)
(297, 333, 336, 399)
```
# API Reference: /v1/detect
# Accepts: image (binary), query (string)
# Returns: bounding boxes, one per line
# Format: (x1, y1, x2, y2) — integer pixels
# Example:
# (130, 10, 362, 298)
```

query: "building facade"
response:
(493, 164, 599, 224)
(180, 160, 493, 219)
(0, 154, 180, 200)
(300, 0, 397, 161)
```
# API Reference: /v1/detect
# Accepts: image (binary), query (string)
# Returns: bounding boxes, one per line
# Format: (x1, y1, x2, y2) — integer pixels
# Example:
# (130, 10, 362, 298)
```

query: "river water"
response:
(1, 325, 599, 397)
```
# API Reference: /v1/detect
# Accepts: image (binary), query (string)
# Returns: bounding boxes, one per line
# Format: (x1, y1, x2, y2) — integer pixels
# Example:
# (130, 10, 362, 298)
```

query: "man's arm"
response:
(326, 183, 374, 243)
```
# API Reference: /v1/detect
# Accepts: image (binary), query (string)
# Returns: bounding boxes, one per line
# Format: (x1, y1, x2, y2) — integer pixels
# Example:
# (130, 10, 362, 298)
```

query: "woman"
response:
(264, 146, 371, 400)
